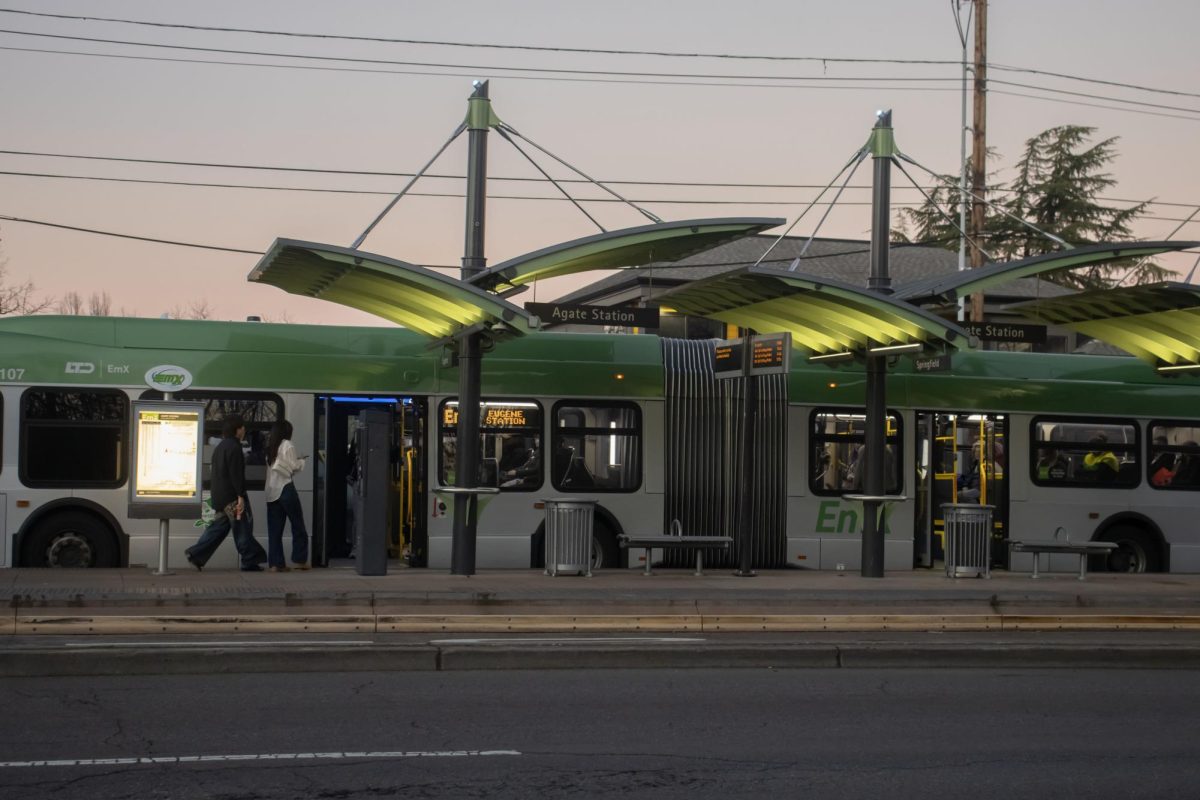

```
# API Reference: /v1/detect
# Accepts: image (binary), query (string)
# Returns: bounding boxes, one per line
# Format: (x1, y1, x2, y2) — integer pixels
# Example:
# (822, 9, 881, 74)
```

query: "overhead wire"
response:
(3, 5, 1198, 100)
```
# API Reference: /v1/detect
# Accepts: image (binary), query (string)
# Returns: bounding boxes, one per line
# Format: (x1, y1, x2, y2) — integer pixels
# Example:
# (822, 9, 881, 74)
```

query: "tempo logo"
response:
(65, 362, 95, 374)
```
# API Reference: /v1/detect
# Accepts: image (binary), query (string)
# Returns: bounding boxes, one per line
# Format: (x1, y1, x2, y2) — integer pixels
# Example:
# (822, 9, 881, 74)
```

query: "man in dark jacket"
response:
(185, 414, 266, 571)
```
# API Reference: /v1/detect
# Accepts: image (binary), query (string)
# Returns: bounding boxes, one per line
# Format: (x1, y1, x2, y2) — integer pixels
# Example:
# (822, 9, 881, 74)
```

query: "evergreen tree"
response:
(896, 126, 1169, 290)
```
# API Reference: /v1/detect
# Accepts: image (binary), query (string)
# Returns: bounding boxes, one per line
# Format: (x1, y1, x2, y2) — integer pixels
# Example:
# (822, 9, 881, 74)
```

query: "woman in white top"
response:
(265, 420, 309, 572)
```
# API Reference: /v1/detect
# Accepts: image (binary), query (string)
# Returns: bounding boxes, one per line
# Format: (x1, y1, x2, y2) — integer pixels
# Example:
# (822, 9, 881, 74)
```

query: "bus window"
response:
(1148, 421, 1200, 490)
(552, 402, 641, 492)
(1030, 417, 1139, 488)
(140, 390, 282, 490)
(20, 388, 128, 488)
(440, 399, 543, 491)
(809, 409, 901, 496)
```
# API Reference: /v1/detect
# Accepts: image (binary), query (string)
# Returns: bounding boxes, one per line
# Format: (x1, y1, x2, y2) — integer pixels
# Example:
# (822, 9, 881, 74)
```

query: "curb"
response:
(5, 643, 1200, 678)
(9, 612, 1200, 635)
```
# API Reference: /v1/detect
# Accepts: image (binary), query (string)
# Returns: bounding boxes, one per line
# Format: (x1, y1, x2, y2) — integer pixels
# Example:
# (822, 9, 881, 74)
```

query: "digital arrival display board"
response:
(128, 401, 205, 519)
(713, 332, 792, 379)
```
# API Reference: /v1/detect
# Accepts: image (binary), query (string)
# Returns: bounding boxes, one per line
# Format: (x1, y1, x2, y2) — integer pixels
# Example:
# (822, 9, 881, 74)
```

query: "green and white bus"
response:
(1, 315, 1198, 574)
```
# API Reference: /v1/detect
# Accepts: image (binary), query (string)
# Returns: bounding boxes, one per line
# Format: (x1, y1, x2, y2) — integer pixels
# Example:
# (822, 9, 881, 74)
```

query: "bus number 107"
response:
(0, 368, 25, 381)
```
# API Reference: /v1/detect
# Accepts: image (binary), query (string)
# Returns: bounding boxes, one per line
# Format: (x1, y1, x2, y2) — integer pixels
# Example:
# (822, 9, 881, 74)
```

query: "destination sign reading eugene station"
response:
(442, 403, 540, 429)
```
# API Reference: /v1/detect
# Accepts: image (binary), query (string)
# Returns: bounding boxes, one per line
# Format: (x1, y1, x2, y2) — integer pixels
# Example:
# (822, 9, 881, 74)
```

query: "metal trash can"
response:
(942, 503, 994, 578)
(543, 498, 595, 577)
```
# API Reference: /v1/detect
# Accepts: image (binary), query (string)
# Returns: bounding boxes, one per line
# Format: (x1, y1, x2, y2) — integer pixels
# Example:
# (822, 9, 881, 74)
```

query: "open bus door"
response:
(312, 396, 426, 568)
(916, 412, 1008, 569)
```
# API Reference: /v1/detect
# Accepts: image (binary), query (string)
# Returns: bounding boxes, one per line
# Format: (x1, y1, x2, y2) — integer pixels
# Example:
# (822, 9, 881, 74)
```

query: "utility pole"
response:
(968, 0, 988, 324)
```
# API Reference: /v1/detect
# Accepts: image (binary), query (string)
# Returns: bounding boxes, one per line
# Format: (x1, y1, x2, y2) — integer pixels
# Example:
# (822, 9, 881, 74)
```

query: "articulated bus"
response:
(1, 315, 1198, 574)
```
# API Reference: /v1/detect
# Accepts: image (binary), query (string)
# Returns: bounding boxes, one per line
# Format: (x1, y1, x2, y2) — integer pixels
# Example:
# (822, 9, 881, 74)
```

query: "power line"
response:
(0, 213, 263, 254)
(0, 8, 962, 66)
(5, 41, 1194, 125)
(991, 89, 1200, 124)
(0, 44, 965, 93)
(3, 6, 1196, 100)
(990, 78, 1200, 116)
(4, 149, 1198, 209)
(0, 28, 968, 83)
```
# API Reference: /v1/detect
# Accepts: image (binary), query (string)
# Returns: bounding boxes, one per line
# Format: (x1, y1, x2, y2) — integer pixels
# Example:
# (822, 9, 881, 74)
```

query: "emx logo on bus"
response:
(144, 365, 194, 392)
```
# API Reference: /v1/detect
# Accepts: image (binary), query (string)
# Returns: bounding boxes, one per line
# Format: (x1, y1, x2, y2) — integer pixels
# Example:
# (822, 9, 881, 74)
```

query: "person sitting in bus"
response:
(1082, 435, 1120, 481)
(1150, 436, 1178, 487)
(1036, 449, 1069, 481)
(1172, 442, 1200, 488)
(500, 440, 541, 488)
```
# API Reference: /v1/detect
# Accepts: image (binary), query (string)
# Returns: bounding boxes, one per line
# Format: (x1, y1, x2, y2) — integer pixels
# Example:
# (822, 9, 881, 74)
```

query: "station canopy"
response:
(249, 238, 539, 340)
(467, 217, 784, 293)
(659, 266, 971, 358)
(895, 241, 1199, 305)
(1009, 281, 1200, 371)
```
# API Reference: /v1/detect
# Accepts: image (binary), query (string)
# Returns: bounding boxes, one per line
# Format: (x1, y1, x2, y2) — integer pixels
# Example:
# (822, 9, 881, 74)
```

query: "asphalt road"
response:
(2, 668, 1198, 799)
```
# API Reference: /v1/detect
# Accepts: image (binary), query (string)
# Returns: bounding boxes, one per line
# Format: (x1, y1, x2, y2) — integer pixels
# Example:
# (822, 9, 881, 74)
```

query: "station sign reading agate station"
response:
(525, 301, 659, 329)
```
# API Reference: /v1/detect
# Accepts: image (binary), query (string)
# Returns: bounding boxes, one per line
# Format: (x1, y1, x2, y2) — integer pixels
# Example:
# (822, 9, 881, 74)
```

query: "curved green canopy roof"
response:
(896, 241, 1200, 304)
(1009, 282, 1200, 370)
(660, 267, 971, 357)
(249, 239, 539, 339)
(468, 217, 784, 292)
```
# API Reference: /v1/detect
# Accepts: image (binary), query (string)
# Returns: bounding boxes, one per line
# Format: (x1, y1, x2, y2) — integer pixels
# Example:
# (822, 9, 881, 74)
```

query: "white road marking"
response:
(0, 750, 521, 769)
(429, 636, 706, 644)
(64, 640, 374, 648)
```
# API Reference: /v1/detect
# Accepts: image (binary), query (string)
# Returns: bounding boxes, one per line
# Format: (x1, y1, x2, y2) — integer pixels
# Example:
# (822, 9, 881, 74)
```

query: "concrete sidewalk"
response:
(5, 565, 1200, 635)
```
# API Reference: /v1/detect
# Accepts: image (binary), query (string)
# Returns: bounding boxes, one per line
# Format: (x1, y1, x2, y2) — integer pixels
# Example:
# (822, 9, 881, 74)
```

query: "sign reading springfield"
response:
(525, 301, 659, 329)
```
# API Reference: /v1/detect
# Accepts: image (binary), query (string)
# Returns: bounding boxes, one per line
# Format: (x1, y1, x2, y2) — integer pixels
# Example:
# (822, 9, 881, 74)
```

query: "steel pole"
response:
(734, 335, 758, 577)
(862, 110, 894, 579)
(451, 81, 491, 576)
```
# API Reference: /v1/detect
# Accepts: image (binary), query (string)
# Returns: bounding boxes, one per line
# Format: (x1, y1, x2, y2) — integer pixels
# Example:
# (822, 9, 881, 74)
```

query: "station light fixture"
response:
(808, 350, 854, 363)
(1157, 363, 1200, 374)
(868, 342, 924, 355)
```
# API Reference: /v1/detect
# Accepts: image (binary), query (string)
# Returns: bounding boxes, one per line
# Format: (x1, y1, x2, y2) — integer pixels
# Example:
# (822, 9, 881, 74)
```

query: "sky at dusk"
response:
(2, 0, 1198, 326)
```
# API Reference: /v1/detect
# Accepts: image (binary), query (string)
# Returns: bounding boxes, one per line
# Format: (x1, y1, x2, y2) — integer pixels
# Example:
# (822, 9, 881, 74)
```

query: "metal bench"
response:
(618, 522, 733, 576)
(1008, 539, 1118, 580)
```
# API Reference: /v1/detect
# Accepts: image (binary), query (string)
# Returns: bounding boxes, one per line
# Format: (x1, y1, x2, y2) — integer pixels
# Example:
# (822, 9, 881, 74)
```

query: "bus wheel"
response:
(1096, 527, 1162, 573)
(591, 526, 619, 570)
(22, 511, 119, 568)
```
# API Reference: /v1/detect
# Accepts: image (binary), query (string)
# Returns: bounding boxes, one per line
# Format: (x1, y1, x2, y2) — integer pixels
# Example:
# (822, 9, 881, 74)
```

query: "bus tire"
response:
(1094, 526, 1162, 573)
(21, 511, 119, 568)
(591, 524, 620, 570)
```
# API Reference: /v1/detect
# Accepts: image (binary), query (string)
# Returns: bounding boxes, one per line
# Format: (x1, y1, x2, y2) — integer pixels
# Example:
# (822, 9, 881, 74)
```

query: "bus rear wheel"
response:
(1095, 526, 1162, 573)
(22, 511, 119, 568)
(591, 525, 620, 570)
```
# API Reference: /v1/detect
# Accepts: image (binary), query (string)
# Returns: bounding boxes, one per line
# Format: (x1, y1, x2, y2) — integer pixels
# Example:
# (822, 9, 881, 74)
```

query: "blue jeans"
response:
(186, 502, 264, 569)
(267, 482, 309, 566)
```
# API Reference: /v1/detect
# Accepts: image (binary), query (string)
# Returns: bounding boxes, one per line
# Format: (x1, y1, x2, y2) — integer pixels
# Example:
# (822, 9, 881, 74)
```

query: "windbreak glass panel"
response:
(551, 403, 641, 492)
(1148, 421, 1200, 491)
(810, 409, 902, 496)
(440, 399, 543, 491)
(141, 390, 282, 490)
(21, 388, 128, 487)
(1030, 417, 1139, 488)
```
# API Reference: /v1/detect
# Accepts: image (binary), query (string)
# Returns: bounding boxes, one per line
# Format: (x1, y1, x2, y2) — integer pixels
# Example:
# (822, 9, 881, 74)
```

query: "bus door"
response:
(313, 396, 426, 567)
(915, 412, 1008, 569)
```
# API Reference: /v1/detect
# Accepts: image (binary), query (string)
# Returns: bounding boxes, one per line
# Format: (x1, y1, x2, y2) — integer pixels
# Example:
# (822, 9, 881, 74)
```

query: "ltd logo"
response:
(65, 362, 95, 374)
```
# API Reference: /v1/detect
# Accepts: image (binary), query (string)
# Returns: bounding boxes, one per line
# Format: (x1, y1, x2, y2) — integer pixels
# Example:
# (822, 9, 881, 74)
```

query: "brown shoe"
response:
(292, 563, 311, 571)
(267, 565, 291, 573)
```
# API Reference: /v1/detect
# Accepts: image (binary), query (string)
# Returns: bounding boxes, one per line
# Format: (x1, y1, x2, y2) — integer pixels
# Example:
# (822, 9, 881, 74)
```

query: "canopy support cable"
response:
(496, 122, 662, 224)
(351, 122, 467, 250)
(895, 151, 1073, 253)
(891, 156, 996, 262)
(494, 126, 606, 234)
(751, 146, 869, 270)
